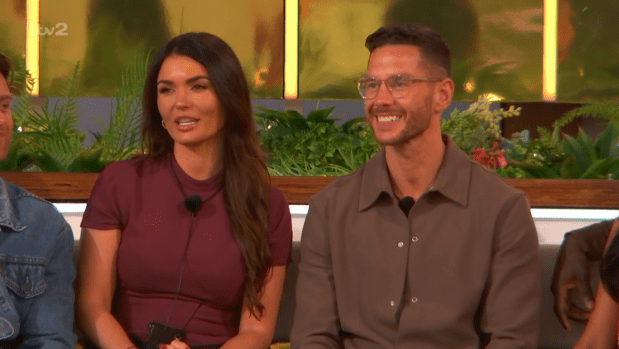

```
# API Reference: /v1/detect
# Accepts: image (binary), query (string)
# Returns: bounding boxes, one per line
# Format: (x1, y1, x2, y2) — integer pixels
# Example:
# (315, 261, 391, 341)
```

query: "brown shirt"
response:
(291, 136, 541, 349)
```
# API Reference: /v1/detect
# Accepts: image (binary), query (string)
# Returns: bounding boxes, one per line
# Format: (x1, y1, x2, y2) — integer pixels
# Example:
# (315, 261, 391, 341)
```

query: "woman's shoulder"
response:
(268, 185, 289, 211)
(100, 156, 167, 180)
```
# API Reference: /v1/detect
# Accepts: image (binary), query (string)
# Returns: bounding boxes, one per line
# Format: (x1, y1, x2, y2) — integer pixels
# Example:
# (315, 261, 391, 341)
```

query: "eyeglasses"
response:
(355, 74, 443, 99)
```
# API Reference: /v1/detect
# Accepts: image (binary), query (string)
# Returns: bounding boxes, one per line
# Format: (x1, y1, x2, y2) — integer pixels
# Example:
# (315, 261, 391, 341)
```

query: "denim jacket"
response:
(0, 176, 76, 348)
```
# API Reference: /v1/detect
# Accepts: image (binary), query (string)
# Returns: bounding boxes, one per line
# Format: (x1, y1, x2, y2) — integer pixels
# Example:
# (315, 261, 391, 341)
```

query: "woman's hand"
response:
(159, 339, 190, 349)
(220, 265, 287, 349)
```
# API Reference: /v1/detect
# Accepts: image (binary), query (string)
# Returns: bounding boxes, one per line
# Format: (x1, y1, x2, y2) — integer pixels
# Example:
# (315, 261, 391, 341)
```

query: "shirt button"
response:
(412, 237, 418, 242)
(411, 297, 418, 303)
(397, 242, 404, 248)
(21, 282, 31, 292)
(390, 301, 395, 307)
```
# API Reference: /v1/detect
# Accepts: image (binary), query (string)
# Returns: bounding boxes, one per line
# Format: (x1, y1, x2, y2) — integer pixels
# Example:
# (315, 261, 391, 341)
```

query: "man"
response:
(291, 23, 541, 348)
(0, 52, 76, 347)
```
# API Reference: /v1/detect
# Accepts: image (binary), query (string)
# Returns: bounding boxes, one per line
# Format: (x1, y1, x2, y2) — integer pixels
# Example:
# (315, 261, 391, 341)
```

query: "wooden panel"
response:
(503, 178, 619, 208)
(0, 171, 99, 201)
(275, 177, 619, 208)
(1, 172, 618, 208)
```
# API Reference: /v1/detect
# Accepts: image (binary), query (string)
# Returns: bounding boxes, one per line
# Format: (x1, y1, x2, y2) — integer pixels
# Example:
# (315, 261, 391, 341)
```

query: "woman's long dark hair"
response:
(141, 32, 271, 317)
(601, 230, 619, 301)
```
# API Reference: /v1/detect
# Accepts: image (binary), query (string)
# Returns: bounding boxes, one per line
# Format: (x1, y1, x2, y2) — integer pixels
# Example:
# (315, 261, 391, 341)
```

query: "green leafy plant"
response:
(2, 53, 149, 172)
(256, 105, 380, 176)
(440, 96, 521, 155)
(89, 51, 149, 163)
(552, 101, 619, 130)
(12, 63, 90, 171)
(505, 100, 619, 179)
(511, 124, 619, 179)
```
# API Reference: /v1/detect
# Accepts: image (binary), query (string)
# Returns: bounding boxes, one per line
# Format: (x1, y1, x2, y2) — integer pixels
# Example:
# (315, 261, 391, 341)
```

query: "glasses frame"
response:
(355, 74, 443, 99)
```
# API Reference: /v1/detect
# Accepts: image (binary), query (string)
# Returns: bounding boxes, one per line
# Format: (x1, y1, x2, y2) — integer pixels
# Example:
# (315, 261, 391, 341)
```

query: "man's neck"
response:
(384, 131, 445, 201)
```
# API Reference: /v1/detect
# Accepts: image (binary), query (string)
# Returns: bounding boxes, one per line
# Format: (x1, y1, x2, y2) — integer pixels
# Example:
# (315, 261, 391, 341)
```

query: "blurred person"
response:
(572, 219, 619, 348)
(551, 220, 614, 330)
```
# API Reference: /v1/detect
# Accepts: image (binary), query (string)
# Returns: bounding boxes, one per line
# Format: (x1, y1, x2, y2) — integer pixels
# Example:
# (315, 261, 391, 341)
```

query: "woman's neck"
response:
(173, 142, 223, 180)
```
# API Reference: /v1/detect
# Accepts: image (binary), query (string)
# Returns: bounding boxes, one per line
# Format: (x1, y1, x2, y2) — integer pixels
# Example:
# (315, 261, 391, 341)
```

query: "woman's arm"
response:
(164, 265, 287, 349)
(76, 227, 136, 349)
(572, 279, 618, 349)
(220, 265, 287, 349)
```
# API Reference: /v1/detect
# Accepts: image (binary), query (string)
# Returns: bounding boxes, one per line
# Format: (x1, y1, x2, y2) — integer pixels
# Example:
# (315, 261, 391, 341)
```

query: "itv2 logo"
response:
(35, 23, 68, 36)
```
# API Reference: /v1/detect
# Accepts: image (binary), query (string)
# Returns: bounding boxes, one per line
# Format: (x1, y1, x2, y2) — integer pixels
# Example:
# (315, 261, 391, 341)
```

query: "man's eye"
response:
(391, 79, 408, 88)
(365, 81, 379, 89)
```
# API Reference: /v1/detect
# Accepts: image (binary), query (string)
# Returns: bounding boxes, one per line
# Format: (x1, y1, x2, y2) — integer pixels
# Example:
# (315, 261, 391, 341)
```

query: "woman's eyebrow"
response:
(157, 75, 210, 85)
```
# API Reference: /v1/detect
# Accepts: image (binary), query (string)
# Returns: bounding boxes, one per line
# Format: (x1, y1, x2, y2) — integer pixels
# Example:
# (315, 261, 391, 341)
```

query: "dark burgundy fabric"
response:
(81, 155, 292, 345)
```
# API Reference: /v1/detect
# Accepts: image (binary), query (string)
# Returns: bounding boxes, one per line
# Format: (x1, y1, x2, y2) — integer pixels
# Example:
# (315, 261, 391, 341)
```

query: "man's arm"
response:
(480, 194, 541, 349)
(551, 219, 613, 330)
(20, 222, 77, 348)
(291, 197, 341, 349)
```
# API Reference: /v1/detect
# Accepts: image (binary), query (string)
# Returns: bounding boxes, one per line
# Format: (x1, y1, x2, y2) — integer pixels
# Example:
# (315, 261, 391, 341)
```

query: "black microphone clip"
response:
(184, 194, 202, 217)
(398, 196, 414, 216)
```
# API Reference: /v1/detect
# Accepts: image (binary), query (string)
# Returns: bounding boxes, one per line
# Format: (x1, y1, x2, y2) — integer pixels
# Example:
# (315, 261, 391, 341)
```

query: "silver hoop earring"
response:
(162, 120, 166, 129)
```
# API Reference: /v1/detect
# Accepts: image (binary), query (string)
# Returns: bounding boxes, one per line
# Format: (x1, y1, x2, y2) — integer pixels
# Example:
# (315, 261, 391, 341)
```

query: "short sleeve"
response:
(268, 187, 292, 265)
(81, 160, 132, 230)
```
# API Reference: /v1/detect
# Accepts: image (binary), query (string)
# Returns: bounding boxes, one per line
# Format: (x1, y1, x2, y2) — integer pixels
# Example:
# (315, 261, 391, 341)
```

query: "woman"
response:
(573, 219, 619, 349)
(76, 32, 292, 349)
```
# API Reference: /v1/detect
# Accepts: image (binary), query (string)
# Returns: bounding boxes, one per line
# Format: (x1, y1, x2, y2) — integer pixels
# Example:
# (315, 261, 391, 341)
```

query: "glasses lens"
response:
(387, 75, 411, 98)
(358, 79, 379, 99)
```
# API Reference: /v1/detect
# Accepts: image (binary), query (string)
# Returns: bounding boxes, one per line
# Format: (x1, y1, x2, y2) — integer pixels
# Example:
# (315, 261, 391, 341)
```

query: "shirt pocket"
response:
(0, 256, 47, 299)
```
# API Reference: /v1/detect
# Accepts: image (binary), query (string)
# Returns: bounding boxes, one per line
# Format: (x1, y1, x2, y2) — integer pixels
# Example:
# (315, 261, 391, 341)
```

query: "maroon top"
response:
(81, 155, 292, 345)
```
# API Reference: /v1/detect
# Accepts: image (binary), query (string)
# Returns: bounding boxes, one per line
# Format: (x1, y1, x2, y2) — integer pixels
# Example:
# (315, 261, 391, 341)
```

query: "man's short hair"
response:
(0, 53, 10, 81)
(365, 23, 451, 77)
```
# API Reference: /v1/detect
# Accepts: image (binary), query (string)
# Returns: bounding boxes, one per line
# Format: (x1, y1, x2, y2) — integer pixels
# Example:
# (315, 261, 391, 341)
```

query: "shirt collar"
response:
(358, 135, 471, 211)
(0, 176, 26, 232)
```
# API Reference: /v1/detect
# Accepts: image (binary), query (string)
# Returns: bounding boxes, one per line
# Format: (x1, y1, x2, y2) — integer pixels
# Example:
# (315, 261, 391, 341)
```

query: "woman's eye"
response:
(192, 84, 207, 90)
(158, 87, 172, 94)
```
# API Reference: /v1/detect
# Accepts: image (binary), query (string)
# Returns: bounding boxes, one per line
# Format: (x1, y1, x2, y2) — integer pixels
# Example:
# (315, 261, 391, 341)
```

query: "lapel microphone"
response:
(398, 196, 414, 216)
(184, 194, 202, 217)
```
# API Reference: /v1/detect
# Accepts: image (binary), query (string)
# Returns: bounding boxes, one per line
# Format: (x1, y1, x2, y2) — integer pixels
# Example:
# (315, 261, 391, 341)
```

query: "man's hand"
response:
(551, 220, 613, 330)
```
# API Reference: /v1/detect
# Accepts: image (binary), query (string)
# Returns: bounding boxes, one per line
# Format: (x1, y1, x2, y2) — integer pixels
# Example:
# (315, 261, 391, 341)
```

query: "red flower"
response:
(471, 147, 490, 167)
(471, 141, 507, 169)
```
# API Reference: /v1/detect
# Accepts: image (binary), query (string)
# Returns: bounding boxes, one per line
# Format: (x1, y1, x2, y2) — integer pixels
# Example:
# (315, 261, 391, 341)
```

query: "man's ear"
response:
(434, 77, 454, 112)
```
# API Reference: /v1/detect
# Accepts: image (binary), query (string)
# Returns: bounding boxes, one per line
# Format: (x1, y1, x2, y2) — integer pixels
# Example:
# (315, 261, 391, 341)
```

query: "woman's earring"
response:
(162, 120, 167, 129)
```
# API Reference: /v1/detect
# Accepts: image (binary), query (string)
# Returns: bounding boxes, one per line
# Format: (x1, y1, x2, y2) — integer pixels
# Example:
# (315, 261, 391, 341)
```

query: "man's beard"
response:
(368, 97, 433, 146)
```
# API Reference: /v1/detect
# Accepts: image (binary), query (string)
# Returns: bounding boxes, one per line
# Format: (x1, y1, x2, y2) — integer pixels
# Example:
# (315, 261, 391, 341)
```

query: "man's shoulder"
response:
(312, 163, 367, 204)
(467, 160, 527, 204)
(1, 180, 70, 243)
(4, 180, 60, 215)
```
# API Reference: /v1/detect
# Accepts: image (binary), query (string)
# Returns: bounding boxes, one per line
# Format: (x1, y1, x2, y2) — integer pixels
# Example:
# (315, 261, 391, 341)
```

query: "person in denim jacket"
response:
(0, 52, 76, 348)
